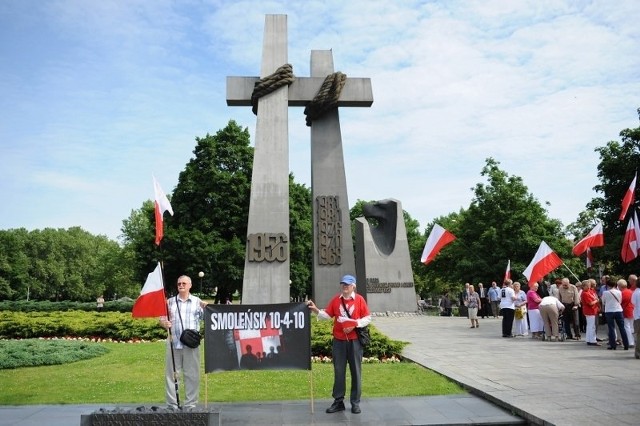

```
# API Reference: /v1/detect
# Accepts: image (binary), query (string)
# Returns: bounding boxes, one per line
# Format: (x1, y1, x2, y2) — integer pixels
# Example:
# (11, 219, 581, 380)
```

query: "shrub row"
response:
(0, 311, 166, 341)
(0, 300, 134, 313)
(0, 311, 406, 358)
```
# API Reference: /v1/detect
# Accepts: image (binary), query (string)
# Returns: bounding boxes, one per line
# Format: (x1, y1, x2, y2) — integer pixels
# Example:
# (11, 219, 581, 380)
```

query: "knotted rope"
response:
(250, 63, 295, 115)
(303, 72, 347, 126)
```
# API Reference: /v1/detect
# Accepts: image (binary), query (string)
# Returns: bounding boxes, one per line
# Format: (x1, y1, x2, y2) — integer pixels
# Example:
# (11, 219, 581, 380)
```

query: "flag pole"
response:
(561, 262, 581, 282)
(159, 249, 181, 410)
(309, 367, 315, 414)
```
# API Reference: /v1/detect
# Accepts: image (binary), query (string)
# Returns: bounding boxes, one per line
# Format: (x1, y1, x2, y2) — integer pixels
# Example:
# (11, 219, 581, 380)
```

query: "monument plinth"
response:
(355, 199, 418, 312)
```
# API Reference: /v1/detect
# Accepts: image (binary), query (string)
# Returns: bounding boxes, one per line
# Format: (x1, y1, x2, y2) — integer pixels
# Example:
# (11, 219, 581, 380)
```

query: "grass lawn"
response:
(0, 341, 464, 405)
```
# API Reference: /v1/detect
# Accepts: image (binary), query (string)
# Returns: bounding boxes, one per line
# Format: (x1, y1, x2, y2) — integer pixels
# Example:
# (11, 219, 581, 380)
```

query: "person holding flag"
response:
(160, 275, 208, 410)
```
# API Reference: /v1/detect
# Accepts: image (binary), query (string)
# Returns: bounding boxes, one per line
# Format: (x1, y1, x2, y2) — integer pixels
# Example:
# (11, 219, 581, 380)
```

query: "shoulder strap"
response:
(611, 291, 621, 304)
(175, 295, 185, 331)
(340, 297, 352, 318)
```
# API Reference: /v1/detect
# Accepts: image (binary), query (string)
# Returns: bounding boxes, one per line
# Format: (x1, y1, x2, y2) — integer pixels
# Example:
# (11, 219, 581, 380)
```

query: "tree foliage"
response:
(120, 120, 313, 302)
(0, 227, 135, 301)
(289, 176, 312, 300)
(580, 108, 640, 276)
(415, 158, 573, 297)
(162, 120, 253, 302)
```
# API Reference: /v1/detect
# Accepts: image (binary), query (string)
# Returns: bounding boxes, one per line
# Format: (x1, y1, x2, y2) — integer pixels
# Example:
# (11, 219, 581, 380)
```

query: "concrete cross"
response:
(227, 15, 373, 305)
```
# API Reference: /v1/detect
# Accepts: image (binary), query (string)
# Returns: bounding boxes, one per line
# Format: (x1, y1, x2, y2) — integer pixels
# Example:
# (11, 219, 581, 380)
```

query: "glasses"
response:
(177, 282, 189, 286)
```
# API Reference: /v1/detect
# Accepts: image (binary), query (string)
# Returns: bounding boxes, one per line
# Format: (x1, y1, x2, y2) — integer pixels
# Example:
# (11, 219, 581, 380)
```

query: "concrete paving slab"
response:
(373, 314, 640, 426)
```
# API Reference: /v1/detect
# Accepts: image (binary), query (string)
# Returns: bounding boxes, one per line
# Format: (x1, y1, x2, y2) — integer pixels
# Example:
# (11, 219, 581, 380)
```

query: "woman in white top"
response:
(512, 282, 528, 336)
(602, 279, 629, 350)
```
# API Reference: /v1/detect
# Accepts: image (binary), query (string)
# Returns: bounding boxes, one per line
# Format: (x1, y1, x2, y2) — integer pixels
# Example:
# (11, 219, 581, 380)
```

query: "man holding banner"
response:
(307, 274, 371, 415)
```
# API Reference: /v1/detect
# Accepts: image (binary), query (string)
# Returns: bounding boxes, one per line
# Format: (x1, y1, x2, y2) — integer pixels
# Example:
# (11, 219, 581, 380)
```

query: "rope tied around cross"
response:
(249, 63, 347, 126)
(304, 71, 346, 126)
(250, 63, 295, 114)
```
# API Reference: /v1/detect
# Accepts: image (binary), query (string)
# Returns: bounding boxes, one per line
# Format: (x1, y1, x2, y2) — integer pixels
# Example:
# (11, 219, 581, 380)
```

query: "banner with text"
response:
(204, 302, 311, 373)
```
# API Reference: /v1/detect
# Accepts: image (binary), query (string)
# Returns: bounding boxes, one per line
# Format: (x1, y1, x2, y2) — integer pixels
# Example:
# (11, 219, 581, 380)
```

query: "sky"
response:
(1, 0, 639, 242)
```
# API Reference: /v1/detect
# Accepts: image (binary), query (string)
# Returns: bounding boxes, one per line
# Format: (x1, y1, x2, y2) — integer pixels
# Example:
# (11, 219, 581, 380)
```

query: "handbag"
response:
(176, 296, 202, 348)
(355, 326, 371, 346)
(340, 298, 370, 347)
(179, 329, 202, 349)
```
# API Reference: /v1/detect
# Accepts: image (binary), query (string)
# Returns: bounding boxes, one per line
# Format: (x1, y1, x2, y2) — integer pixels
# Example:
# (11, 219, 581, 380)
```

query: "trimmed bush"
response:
(0, 311, 166, 341)
(0, 300, 134, 313)
(0, 339, 110, 369)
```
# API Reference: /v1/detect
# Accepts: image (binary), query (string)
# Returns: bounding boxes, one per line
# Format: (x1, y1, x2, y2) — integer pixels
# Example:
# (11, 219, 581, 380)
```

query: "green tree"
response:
(163, 120, 253, 302)
(289, 175, 312, 300)
(420, 158, 573, 295)
(582, 108, 640, 276)
(119, 121, 314, 303)
(0, 227, 135, 302)
(119, 200, 158, 285)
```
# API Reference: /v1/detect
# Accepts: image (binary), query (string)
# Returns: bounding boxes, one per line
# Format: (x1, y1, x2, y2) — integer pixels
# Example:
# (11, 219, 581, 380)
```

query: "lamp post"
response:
(198, 271, 204, 295)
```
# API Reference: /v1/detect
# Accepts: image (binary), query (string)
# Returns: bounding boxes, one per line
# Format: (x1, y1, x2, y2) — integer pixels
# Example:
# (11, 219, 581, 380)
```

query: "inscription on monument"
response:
(365, 277, 414, 294)
(247, 232, 288, 262)
(316, 195, 342, 265)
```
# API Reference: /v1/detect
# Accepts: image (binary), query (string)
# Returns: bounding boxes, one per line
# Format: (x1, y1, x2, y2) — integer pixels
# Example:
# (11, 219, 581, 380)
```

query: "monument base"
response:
(80, 406, 220, 426)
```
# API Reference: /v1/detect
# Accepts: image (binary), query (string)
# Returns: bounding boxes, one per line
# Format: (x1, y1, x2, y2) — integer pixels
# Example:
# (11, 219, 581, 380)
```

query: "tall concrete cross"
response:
(227, 14, 373, 305)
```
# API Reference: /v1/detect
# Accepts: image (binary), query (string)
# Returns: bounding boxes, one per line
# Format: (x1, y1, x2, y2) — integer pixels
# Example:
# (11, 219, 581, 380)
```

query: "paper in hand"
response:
(337, 316, 358, 328)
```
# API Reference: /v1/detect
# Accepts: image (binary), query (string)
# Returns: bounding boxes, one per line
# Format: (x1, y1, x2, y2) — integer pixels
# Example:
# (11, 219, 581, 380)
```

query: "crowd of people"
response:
(452, 275, 640, 358)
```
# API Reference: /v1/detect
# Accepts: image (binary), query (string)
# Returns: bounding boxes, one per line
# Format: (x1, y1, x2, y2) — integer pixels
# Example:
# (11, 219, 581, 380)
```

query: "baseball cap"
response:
(340, 275, 356, 285)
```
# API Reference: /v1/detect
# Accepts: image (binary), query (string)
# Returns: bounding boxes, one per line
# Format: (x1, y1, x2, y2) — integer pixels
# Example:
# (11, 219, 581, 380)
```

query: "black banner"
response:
(204, 302, 311, 373)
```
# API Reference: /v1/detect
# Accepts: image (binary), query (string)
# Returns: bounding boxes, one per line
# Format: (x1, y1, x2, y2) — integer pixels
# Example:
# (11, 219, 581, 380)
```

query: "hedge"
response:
(0, 311, 406, 358)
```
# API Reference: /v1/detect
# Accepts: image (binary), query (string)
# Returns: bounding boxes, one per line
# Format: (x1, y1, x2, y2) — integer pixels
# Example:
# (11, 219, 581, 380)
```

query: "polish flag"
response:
(621, 216, 638, 263)
(420, 224, 456, 265)
(153, 176, 174, 245)
(619, 173, 636, 220)
(571, 222, 604, 256)
(132, 262, 167, 318)
(586, 247, 593, 270)
(503, 260, 511, 282)
(523, 241, 563, 285)
(634, 211, 640, 254)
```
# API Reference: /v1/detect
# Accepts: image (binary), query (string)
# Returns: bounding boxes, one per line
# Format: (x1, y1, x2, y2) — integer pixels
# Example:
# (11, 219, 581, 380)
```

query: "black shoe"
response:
(326, 400, 345, 413)
(351, 404, 361, 414)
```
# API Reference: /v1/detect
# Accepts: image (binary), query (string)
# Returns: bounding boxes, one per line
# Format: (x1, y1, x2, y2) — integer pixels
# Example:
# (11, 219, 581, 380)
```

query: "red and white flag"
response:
(621, 216, 638, 263)
(504, 259, 511, 282)
(619, 173, 636, 220)
(234, 318, 283, 366)
(571, 222, 604, 256)
(420, 224, 456, 265)
(523, 241, 563, 285)
(153, 176, 174, 245)
(634, 211, 640, 253)
(586, 247, 594, 269)
(132, 262, 167, 318)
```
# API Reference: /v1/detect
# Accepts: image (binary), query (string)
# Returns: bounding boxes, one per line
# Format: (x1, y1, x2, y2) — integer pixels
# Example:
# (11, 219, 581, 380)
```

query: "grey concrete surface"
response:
(373, 314, 640, 426)
(0, 395, 522, 426)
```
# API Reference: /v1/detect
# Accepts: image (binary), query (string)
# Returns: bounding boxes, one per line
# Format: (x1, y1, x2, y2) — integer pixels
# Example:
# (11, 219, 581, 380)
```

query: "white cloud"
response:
(1, 0, 639, 239)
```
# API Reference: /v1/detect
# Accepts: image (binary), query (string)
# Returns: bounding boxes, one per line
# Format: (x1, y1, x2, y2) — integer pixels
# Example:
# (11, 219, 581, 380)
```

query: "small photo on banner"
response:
(204, 302, 311, 373)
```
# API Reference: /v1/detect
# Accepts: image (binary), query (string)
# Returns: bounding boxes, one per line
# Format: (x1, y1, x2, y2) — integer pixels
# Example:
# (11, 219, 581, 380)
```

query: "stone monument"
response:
(227, 15, 373, 305)
(354, 199, 418, 312)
